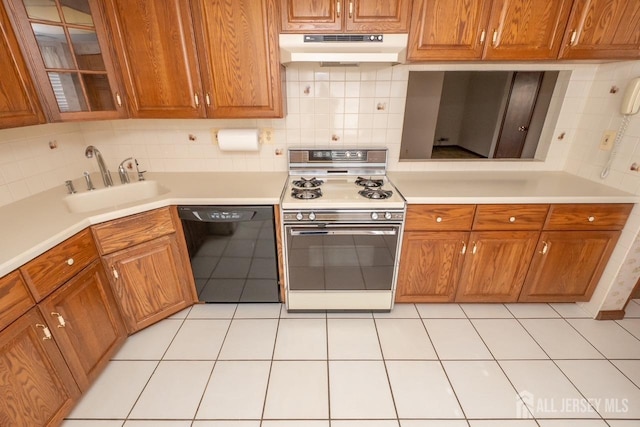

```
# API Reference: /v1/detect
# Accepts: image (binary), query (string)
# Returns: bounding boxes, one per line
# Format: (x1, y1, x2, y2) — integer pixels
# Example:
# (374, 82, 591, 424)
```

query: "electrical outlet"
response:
(599, 130, 617, 151)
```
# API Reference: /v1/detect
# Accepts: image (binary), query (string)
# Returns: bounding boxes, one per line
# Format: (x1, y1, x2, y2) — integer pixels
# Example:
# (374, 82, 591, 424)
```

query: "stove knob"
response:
(371, 212, 379, 220)
(385, 212, 392, 220)
(308, 212, 316, 221)
(296, 212, 303, 221)
(356, 151, 363, 158)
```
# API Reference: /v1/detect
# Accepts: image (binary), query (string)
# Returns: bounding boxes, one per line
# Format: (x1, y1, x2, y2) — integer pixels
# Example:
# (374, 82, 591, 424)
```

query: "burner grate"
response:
(355, 176, 383, 188)
(358, 187, 393, 200)
(293, 177, 324, 188)
(292, 187, 323, 200)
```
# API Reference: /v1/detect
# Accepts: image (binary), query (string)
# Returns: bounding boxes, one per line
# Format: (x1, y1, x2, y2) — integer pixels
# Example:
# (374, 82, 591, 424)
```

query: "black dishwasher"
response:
(177, 205, 280, 303)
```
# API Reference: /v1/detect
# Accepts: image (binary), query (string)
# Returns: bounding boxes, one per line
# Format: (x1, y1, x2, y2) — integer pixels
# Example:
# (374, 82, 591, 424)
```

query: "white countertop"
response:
(388, 171, 640, 204)
(0, 172, 287, 277)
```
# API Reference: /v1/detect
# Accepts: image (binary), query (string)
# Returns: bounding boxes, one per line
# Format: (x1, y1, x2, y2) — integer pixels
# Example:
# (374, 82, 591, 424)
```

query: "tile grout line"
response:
(371, 313, 401, 423)
(258, 304, 283, 426)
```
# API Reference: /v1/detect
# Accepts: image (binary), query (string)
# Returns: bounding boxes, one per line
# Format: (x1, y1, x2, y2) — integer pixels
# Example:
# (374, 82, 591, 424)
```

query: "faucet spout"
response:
(85, 145, 113, 187)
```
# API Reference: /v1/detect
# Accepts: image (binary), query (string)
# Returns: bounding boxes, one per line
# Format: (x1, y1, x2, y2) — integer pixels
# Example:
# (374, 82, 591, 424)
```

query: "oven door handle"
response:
(289, 228, 397, 236)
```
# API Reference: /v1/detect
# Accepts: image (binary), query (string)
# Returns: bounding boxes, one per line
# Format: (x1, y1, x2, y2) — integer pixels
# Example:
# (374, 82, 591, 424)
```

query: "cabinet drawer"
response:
(545, 204, 633, 230)
(0, 270, 35, 331)
(405, 205, 475, 231)
(20, 229, 98, 301)
(92, 207, 176, 254)
(473, 204, 549, 230)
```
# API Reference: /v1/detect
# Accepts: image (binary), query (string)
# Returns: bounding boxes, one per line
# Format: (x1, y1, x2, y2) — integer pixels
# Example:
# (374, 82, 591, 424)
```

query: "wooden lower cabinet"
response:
(0, 308, 80, 427)
(39, 261, 126, 391)
(103, 234, 195, 334)
(455, 231, 539, 302)
(519, 230, 621, 302)
(396, 231, 468, 302)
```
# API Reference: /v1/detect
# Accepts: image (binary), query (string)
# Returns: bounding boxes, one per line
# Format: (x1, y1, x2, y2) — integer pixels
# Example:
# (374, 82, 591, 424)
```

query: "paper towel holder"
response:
(211, 128, 273, 145)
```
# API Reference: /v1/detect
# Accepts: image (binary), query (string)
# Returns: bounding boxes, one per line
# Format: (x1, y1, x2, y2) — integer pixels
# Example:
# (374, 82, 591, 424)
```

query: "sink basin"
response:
(64, 180, 167, 213)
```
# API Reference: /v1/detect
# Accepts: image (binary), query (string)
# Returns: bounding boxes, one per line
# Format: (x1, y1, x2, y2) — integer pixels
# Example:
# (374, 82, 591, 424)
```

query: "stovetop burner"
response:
(359, 187, 393, 200)
(292, 187, 323, 200)
(293, 177, 324, 188)
(355, 176, 383, 188)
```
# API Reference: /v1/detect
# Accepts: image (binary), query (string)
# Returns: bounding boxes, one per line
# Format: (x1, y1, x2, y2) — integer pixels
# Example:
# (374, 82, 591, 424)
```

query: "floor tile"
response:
(188, 303, 237, 318)
(605, 421, 640, 427)
(416, 303, 467, 319)
(123, 422, 191, 427)
(168, 307, 191, 319)
(192, 422, 260, 427)
(376, 319, 437, 359)
(218, 319, 278, 359)
(233, 303, 282, 318)
(329, 361, 396, 419)
(332, 422, 399, 427)
(422, 319, 492, 360)
(537, 421, 608, 427)
(62, 421, 124, 427)
(617, 318, 640, 339)
(568, 319, 640, 359)
(261, 422, 329, 427)
(624, 300, 640, 318)
(443, 360, 526, 419)
(519, 319, 603, 359)
(549, 303, 593, 318)
(196, 361, 270, 419)
(327, 318, 382, 359)
(555, 360, 640, 418)
(374, 303, 419, 318)
(66, 361, 157, 419)
(611, 360, 640, 387)
(112, 319, 182, 360)
(504, 303, 560, 318)
(467, 421, 538, 427)
(326, 311, 373, 318)
(273, 319, 327, 360)
(472, 319, 547, 359)
(163, 319, 230, 360)
(263, 361, 329, 419)
(279, 308, 326, 318)
(128, 360, 214, 419)
(386, 361, 464, 418)
(460, 303, 513, 318)
(400, 421, 469, 427)
(499, 360, 596, 418)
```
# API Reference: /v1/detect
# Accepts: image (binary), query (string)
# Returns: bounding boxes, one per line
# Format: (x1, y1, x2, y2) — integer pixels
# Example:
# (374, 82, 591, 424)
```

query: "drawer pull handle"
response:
(479, 29, 486, 44)
(36, 324, 52, 340)
(51, 312, 66, 328)
(509, 216, 516, 223)
(461, 241, 467, 255)
(471, 242, 477, 255)
(112, 267, 119, 280)
(588, 216, 595, 222)
(540, 241, 549, 255)
(436, 216, 443, 223)
(66, 258, 74, 266)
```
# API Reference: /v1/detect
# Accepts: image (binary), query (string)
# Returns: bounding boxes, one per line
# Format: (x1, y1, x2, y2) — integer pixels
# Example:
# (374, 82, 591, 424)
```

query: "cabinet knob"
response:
(509, 216, 516, 223)
(540, 241, 549, 255)
(66, 258, 74, 266)
(588, 216, 595, 222)
(436, 216, 443, 223)
(471, 242, 477, 255)
(461, 241, 467, 255)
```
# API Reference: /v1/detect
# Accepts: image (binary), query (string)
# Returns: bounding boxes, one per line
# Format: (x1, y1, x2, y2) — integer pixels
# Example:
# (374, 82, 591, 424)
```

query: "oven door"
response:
(284, 224, 401, 310)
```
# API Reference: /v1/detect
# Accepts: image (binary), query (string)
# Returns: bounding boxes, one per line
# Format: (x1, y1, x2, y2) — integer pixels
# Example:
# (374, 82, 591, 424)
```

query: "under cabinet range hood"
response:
(279, 33, 408, 65)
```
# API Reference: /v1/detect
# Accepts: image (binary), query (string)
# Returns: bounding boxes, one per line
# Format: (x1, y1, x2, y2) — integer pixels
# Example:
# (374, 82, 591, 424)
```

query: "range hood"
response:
(279, 34, 408, 65)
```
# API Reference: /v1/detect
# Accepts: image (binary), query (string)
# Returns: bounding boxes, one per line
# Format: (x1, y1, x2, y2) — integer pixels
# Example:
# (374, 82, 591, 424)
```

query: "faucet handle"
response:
(65, 180, 76, 194)
(83, 171, 95, 191)
(135, 159, 146, 181)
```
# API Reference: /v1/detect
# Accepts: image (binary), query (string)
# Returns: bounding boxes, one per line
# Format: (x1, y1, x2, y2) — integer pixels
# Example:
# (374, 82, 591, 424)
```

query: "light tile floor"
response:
(62, 300, 640, 427)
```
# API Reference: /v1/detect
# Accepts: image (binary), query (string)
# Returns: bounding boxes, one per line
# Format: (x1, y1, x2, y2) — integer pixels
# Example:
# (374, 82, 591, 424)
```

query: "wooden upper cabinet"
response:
(281, 0, 411, 33)
(407, 0, 492, 60)
(483, 0, 573, 60)
(0, 3, 45, 129)
(193, 0, 284, 118)
(104, 0, 205, 118)
(559, 0, 640, 59)
(4, 0, 127, 121)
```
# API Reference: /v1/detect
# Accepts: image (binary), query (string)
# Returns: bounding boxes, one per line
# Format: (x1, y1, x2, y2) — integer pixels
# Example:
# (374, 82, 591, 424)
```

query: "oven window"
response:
(286, 226, 399, 291)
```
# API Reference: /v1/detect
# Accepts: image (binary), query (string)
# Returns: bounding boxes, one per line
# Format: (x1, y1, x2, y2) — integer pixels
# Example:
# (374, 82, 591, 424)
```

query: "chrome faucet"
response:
(84, 145, 113, 187)
(118, 157, 132, 184)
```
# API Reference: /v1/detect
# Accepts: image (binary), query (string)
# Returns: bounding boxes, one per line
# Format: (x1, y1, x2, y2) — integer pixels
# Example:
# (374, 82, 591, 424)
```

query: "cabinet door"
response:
(346, 0, 411, 32)
(193, 0, 284, 118)
(0, 3, 45, 129)
(407, 0, 492, 60)
(559, 0, 640, 59)
(280, 0, 342, 32)
(396, 231, 468, 302)
(0, 308, 80, 427)
(104, 234, 195, 333)
(104, 0, 205, 118)
(5, 0, 127, 121)
(519, 230, 621, 302)
(484, 0, 573, 60)
(39, 261, 126, 391)
(455, 230, 538, 302)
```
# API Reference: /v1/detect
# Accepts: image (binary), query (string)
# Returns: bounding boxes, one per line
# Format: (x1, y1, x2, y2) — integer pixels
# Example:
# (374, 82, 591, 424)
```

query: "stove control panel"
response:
(283, 210, 404, 223)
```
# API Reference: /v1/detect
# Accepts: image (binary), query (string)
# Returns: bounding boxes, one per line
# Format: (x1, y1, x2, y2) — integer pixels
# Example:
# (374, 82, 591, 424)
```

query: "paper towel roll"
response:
(217, 128, 260, 152)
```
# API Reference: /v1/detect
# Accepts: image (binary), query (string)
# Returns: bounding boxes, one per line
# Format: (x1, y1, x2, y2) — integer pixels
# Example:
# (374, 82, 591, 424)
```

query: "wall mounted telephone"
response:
(600, 77, 640, 178)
